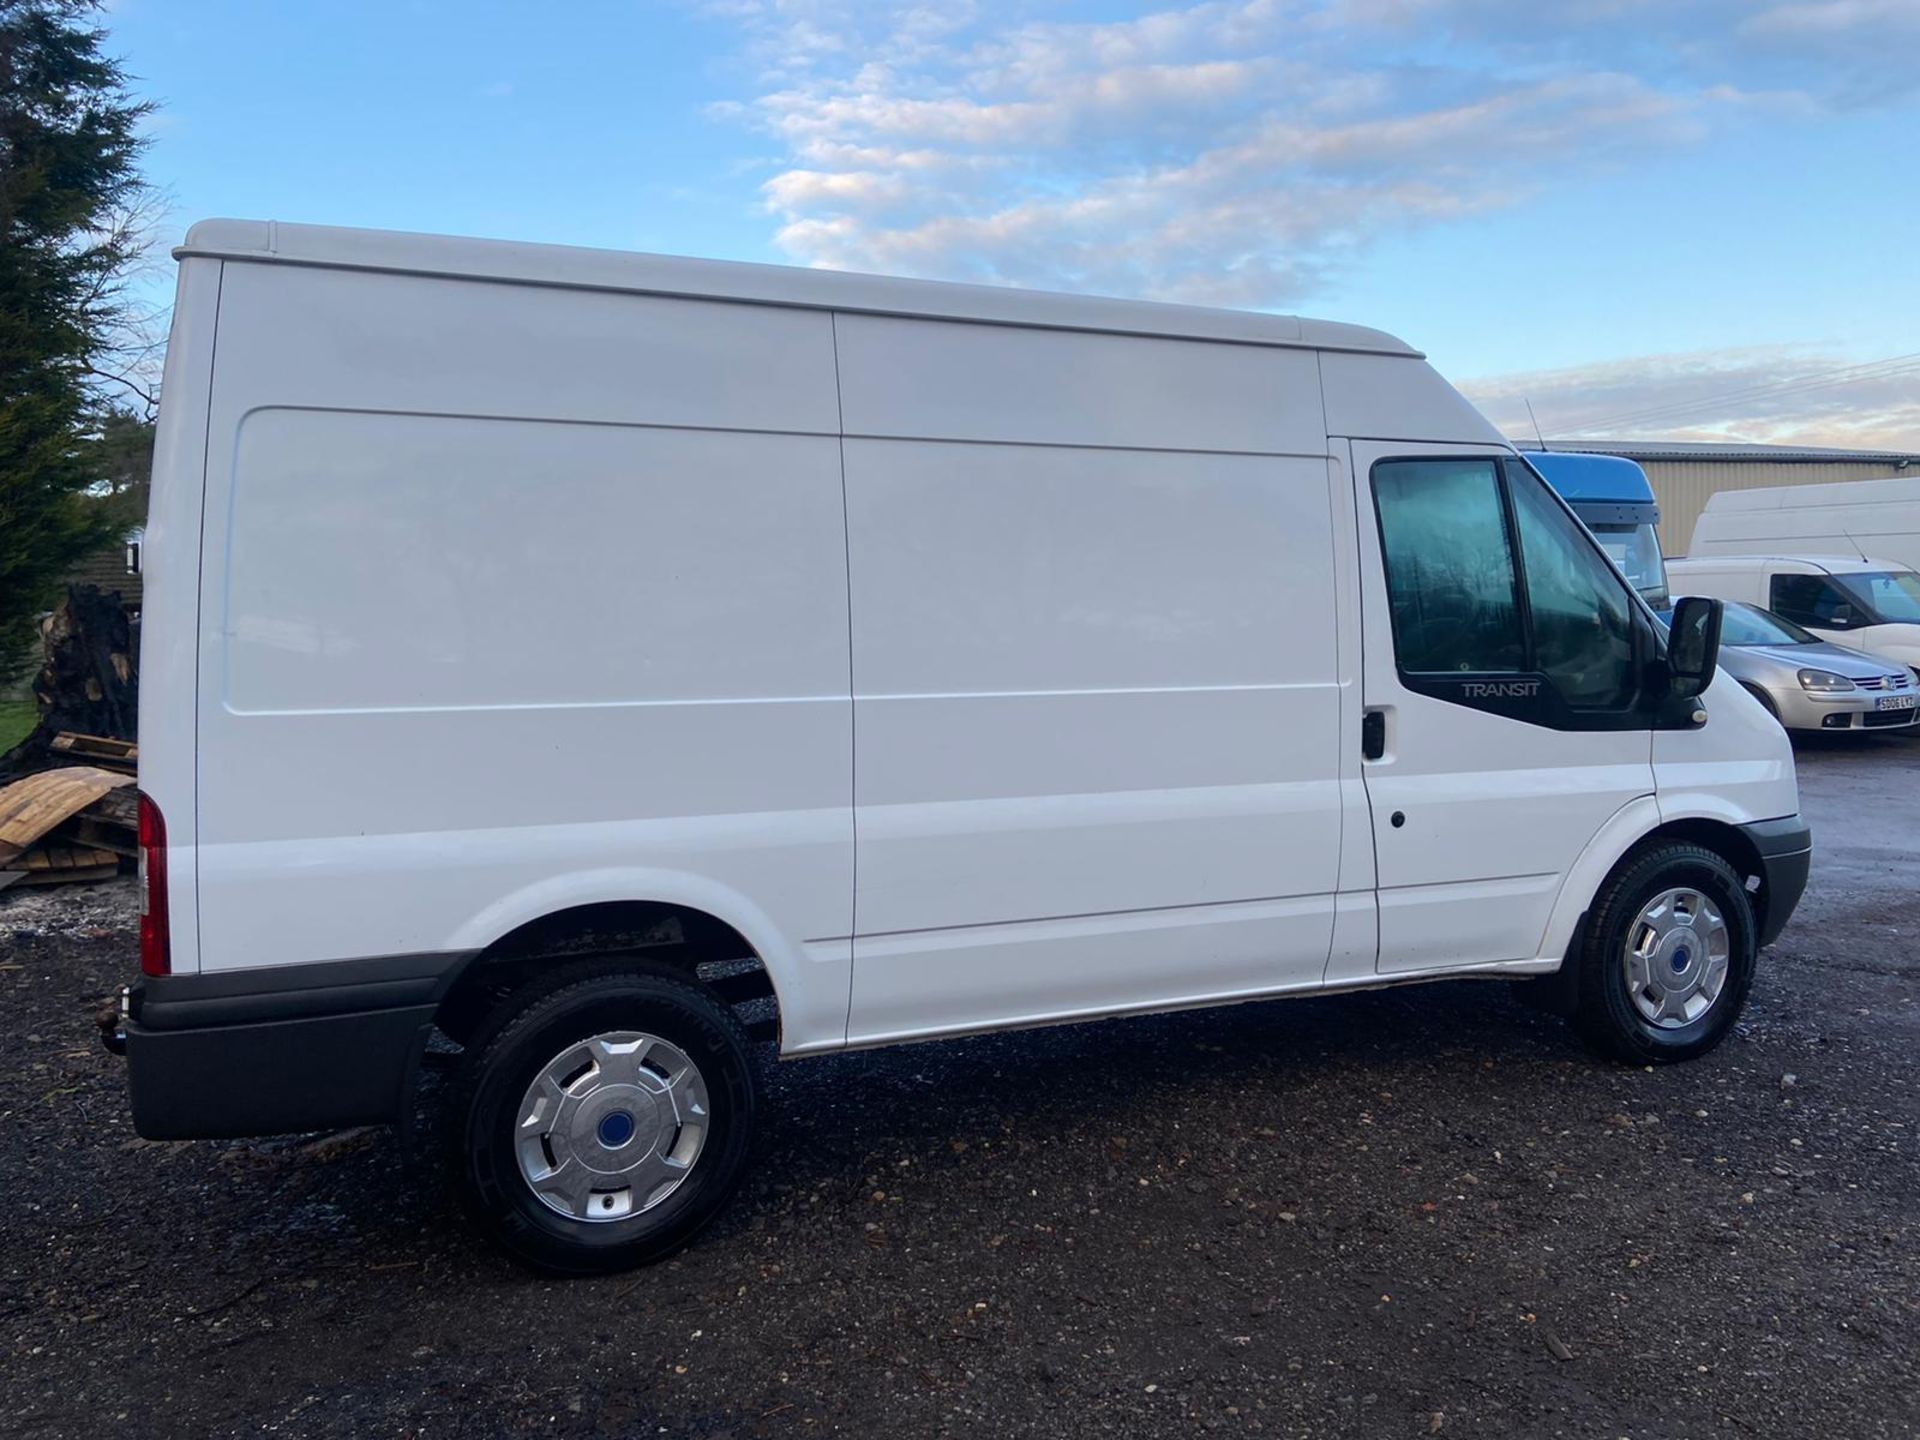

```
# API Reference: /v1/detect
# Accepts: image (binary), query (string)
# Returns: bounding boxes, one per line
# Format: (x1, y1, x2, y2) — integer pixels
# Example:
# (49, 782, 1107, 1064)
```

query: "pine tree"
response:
(0, 0, 151, 680)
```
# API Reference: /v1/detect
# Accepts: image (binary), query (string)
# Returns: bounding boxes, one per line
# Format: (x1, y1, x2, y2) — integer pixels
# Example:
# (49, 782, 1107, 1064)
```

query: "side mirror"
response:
(1828, 604, 1854, 627)
(1667, 595, 1723, 700)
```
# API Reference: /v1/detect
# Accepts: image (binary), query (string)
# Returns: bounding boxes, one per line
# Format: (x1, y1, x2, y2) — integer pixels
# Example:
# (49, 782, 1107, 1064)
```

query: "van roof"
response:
(1702, 474, 1920, 511)
(1668, 553, 1910, 574)
(177, 218, 1423, 358)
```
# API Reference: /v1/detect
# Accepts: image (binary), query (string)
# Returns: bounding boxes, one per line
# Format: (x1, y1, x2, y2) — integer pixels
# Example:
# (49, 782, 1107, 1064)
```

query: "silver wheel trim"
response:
(514, 1031, 710, 1223)
(1622, 887, 1731, 1029)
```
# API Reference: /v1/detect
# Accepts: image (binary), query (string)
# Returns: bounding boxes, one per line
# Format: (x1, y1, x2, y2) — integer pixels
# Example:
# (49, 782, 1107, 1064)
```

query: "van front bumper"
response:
(119, 954, 457, 1140)
(1738, 815, 1812, 948)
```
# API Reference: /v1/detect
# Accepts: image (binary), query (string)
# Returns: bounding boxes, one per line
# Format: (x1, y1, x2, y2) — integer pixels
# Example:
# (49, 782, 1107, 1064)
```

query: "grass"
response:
(0, 699, 38, 755)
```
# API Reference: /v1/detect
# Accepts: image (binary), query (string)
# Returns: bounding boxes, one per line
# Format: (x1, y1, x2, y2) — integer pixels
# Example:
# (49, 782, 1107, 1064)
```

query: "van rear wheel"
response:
(454, 966, 757, 1274)
(1573, 842, 1757, 1064)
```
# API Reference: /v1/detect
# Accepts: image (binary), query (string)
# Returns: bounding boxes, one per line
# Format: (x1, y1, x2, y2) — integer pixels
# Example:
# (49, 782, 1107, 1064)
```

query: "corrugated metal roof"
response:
(1529, 438, 1920, 465)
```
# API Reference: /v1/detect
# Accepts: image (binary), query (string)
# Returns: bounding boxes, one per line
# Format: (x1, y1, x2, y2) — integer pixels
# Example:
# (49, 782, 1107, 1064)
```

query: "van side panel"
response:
(835, 313, 1325, 452)
(1692, 478, 1920, 573)
(1663, 560, 1770, 608)
(837, 319, 1347, 1043)
(1316, 352, 1506, 444)
(220, 411, 845, 717)
(193, 263, 855, 1050)
(844, 439, 1341, 933)
(137, 256, 225, 972)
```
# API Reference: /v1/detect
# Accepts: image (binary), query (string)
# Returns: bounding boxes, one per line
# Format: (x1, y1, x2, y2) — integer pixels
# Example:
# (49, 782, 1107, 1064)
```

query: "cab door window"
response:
(1505, 461, 1636, 710)
(1772, 573, 1859, 628)
(1371, 459, 1526, 674)
(1372, 456, 1643, 726)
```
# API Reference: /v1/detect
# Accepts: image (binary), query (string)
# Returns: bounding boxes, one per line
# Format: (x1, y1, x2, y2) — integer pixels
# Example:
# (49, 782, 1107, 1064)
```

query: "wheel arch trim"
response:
(1536, 794, 1665, 967)
(1536, 799, 1785, 967)
(441, 868, 850, 1055)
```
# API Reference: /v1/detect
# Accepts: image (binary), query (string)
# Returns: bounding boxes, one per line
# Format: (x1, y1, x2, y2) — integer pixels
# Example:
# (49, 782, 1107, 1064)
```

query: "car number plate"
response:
(1877, 694, 1917, 711)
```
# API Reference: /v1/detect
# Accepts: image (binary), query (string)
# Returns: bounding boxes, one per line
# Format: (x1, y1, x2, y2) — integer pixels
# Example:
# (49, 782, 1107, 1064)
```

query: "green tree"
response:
(92, 403, 154, 534)
(0, 0, 150, 680)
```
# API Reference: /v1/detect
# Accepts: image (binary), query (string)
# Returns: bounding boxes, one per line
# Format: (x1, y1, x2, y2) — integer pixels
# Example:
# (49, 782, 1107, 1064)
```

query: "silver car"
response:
(1706, 600, 1920, 733)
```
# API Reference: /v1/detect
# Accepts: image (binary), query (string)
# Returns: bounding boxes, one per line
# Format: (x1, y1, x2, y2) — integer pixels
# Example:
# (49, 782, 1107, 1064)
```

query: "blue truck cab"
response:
(1522, 450, 1670, 611)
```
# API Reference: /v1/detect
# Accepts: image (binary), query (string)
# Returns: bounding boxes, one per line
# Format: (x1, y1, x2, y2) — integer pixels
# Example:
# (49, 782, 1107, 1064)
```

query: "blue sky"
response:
(106, 0, 1920, 446)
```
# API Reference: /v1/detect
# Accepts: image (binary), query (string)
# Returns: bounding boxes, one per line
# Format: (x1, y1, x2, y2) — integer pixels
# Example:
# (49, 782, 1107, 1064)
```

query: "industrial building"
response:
(1537, 440, 1919, 554)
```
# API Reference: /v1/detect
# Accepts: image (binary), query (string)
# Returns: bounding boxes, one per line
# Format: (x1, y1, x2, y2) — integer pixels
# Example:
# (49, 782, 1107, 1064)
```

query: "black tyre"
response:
(455, 964, 757, 1274)
(1573, 842, 1757, 1064)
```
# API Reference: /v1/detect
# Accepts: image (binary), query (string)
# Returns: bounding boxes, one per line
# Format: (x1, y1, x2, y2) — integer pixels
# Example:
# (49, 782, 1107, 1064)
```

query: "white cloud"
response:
(1460, 347, 1920, 451)
(757, 54, 1698, 301)
(698, 0, 1919, 306)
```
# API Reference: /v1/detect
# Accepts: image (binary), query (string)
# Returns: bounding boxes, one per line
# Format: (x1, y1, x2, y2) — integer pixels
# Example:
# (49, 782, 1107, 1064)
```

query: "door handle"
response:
(1362, 709, 1386, 761)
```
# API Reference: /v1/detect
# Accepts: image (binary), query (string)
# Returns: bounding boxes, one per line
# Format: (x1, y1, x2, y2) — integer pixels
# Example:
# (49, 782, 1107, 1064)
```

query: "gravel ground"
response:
(2, 738, 1916, 1438)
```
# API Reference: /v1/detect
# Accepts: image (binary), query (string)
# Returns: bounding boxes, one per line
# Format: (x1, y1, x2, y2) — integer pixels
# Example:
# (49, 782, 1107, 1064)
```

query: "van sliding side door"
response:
(1348, 440, 1656, 973)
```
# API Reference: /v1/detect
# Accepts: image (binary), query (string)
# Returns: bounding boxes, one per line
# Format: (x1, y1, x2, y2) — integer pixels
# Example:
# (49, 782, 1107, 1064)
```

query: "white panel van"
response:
(1691, 475, 1920, 574)
(115, 221, 1809, 1272)
(1666, 554, 1920, 678)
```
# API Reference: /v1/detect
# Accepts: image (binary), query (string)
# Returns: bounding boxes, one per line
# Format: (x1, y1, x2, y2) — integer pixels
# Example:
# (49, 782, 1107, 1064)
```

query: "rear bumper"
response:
(121, 953, 461, 1140)
(126, 1007, 437, 1140)
(1737, 816, 1812, 948)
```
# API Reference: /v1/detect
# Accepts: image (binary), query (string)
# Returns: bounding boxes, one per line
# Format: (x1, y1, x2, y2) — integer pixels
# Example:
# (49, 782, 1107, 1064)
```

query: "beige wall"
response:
(1644, 460, 1915, 555)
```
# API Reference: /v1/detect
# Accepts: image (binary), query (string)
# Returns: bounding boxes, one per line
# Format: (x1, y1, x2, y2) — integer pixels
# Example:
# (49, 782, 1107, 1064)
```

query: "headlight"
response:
(1797, 668, 1857, 692)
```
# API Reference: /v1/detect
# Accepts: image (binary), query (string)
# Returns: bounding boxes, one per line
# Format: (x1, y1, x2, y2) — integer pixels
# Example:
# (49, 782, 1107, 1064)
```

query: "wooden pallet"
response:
(84, 786, 138, 830)
(0, 767, 136, 867)
(49, 732, 138, 772)
(3, 843, 121, 886)
(61, 815, 139, 859)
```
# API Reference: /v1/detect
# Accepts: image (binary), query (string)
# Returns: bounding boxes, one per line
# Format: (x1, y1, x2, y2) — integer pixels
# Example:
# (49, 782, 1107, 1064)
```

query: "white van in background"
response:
(1666, 554, 1920, 679)
(1691, 475, 1920, 573)
(116, 220, 1809, 1273)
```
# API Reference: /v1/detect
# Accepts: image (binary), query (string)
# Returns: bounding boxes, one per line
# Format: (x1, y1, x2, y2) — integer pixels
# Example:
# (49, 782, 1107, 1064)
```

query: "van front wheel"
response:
(1574, 842, 1757, 1064)
(455, 967, 757, 1273)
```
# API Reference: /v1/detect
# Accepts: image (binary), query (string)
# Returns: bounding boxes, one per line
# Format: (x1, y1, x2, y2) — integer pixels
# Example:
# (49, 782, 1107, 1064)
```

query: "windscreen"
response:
(1719, 602, 1816, 647)
(1837, 570, 1920, 623)
(1586, 521, 1669, 609)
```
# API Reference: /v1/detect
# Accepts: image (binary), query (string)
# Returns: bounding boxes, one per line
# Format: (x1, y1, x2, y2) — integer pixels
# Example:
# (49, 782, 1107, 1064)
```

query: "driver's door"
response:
(1350, 442, 1657, 973)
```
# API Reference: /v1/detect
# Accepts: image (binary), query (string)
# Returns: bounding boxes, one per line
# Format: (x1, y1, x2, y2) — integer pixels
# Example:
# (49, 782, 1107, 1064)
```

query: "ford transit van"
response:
(114, 221, 1809, 1272)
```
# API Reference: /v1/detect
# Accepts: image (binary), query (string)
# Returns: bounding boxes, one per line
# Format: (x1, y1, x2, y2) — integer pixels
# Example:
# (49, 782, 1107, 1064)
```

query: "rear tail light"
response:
(138, 791, 170, 978)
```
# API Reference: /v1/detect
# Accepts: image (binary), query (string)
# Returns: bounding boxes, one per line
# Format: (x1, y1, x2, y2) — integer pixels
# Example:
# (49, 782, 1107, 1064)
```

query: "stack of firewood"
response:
(0, 584, 137, 785)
